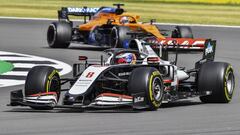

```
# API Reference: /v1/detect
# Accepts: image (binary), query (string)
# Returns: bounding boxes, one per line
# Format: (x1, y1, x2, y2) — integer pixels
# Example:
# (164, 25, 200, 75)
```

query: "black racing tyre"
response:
(25, 66, 61, 110)
(198, 62, 235, 103)
(172, 26, 193, 38)
(110, 26, 131, 48)
(128, 67, 164, 110)
(47, 21, 72, 48)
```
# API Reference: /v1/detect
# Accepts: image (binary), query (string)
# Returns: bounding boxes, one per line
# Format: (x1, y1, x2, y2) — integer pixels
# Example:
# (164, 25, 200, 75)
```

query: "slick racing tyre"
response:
(25, 66, 61, 110)
(198, 62, 235, 103)
(110, 26, 131, 48)
(47, 21, 72, 48)
(172, 26, 193, 38)
(128, 67, 164, 110)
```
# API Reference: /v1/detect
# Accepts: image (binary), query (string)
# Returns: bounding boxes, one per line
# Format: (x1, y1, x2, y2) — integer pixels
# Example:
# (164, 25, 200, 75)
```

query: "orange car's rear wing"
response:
(58, 7, 99, 23)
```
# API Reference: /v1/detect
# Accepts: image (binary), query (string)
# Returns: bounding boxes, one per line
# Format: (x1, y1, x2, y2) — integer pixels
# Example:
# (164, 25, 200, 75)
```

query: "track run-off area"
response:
(0, 51, 72, 87)
(0, 18, 240, 135)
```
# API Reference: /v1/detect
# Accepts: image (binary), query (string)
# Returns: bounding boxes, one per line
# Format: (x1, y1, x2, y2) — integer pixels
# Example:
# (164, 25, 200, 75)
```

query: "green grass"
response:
(125, 0, 240, 5)
(1, 0, 240, 25)
(0, 60, 14, 75)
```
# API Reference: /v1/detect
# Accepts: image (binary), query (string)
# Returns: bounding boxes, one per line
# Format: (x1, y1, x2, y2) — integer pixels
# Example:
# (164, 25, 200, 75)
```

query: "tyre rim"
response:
(47, 24, 56, 46)
(111, 28, 118, 48)
(152, 77, 163, 101)
(226, 71, 234, 95)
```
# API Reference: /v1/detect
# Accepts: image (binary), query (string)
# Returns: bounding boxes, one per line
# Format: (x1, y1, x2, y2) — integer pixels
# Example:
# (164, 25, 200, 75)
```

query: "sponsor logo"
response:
(134, 96, 144, 103)
(205, 42, 213, 55)
(86, 72, 95, 78)
(118, 72, 131, 76)
(67, 7, 99, 13)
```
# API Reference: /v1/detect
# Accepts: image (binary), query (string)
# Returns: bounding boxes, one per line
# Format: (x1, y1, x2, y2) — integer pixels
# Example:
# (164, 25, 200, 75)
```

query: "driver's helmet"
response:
(120, 16, 129, 24)
(115, 53, 136, 64)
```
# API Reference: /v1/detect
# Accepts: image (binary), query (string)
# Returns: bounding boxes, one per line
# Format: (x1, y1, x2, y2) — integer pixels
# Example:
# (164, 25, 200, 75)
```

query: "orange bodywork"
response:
(79, 12, 166, 39)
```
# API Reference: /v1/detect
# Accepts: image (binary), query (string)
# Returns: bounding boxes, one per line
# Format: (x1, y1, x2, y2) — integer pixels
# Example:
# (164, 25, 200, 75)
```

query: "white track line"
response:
(13, 63, 64, 70)
(154, 22, 240, 28)
(0, 16, 57, 21)
(0, 51, 72, 76)
(0, 57, 52, 61)
(0, 51, 72, 88)
(2, 71, 28, 76)
(0, 79, 25, 87)
(1, 16, 240, 28)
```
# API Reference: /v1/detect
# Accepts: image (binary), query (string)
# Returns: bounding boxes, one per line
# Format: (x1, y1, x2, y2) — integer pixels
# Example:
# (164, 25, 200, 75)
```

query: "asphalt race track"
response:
(0, 18, 240, 135)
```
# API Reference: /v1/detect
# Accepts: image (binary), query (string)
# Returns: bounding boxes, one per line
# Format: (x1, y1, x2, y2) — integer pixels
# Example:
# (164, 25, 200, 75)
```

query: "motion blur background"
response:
(1, 0, 240, 25)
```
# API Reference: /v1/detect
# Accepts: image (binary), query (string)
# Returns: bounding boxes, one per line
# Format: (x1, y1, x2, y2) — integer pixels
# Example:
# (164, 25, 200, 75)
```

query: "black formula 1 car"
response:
(9, 39, 235, 111)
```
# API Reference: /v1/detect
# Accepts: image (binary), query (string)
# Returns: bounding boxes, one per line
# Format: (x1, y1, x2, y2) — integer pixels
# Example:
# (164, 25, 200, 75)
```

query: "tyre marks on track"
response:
(0, 51, 72, 88)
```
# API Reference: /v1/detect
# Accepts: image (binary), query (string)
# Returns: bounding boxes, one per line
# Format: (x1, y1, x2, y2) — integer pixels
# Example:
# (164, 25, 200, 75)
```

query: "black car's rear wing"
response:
(143, 38, 216, 64)
(58, 7, 99, 23)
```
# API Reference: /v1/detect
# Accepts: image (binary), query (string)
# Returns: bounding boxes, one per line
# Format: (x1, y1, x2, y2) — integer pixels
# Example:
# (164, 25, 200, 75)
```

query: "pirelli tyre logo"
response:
(0, 51, 72, 88)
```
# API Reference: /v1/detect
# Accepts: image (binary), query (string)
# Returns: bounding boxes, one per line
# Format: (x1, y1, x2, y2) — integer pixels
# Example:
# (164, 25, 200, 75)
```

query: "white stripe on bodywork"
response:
(95, 96, 132, 102)
(91, 101, 131, 106)
(25, 95, 57, 104)
(69, 65, 109, 95)
(145, 45, 158, 56)
(181, 41, 189, 45)
(177, 70, 189, 81)
(192, 41, 205, 45)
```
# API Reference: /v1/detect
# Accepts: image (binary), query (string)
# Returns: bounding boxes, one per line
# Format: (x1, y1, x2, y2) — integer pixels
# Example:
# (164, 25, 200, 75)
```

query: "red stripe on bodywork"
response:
(30, 92, 57, 97)
(164, 79, 172, 84)
(98, 93, 133, 99)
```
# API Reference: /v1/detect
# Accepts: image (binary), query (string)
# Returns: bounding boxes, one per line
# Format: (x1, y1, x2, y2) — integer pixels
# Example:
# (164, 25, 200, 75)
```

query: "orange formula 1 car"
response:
(47, 4, 205, 50)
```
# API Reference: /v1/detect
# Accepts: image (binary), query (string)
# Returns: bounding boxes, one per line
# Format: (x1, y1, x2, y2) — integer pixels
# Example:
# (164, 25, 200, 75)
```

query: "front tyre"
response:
(25, 66, 61, 110)
(128, 67, 164, 110)
(198, 62, 235, 103)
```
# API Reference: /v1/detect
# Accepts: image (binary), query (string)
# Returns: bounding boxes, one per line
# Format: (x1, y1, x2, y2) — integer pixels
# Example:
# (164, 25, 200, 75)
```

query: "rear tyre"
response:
(198, 62, 235, 103)
(25, 66, 61, 110)
(47, 21, 72, 48)
(110, 26, 131, 48)
(128, 67, 164, 110)
(172, 26, 193, 38)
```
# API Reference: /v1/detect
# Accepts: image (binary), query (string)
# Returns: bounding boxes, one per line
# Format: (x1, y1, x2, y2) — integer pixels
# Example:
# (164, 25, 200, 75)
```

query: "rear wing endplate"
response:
(202, 39, 216, 61)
